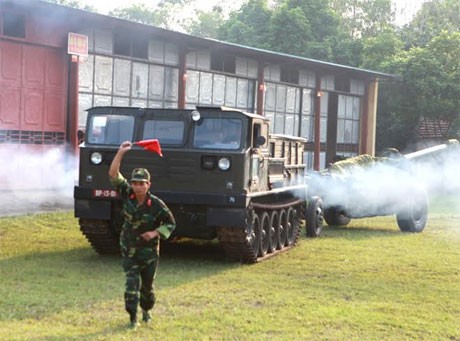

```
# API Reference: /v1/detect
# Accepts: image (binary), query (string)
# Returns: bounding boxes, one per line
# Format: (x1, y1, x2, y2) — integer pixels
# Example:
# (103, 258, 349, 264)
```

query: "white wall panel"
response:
(225, 77, 237, 107)
(212, 74, 225, 105)
(78, 55, 94, 92)
(186, 70, 199, 103)
(236, 79, 248, 108)
(149, 64, 164, 101)
(199, 72, 213, 104)
(94, 56, 112, 95)
(164, 67, 178, 102)
(131, 63, 148, 99)
(113, 59, 131, 97)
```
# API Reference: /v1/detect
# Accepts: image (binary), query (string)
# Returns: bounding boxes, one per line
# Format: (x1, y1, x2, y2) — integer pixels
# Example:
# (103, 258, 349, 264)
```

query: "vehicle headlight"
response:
(218, 157, 231, 171)
(91, 152, 102, 165)
(191, 110, 201, 122)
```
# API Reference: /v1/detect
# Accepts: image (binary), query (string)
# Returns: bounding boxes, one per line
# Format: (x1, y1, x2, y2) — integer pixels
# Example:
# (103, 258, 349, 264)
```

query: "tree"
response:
(184, 6, 225, 38)
(218, 0, 273, 49)
(109, 4, 161, 26)
(402, 0, 460, 48)
(376, 31, 460, 150)
(44, 0, 95, 11)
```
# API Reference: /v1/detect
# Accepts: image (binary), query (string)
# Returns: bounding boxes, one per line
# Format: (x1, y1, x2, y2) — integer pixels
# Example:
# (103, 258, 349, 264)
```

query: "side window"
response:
(252, 122, 268, 148)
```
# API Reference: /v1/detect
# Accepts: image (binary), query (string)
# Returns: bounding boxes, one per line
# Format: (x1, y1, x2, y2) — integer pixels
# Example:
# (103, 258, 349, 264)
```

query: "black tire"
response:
(277, 209, 287, 249)
(324, 206, 351, 226)
(396, 188, 428, 233)
(268, 210, 278, 254)
(249, 212, 261, 256)
(285, 207, 297, 246)
(306, 197, 323, 237)
(259, 211, 270, 257)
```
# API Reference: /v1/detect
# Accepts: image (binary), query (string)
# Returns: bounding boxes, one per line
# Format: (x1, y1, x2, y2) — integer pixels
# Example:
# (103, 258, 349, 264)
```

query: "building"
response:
(0, 0, 391, 190)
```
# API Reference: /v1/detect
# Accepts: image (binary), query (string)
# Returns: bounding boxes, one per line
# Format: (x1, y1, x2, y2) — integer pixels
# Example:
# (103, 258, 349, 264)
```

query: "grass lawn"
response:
(0, 195, 459, 340)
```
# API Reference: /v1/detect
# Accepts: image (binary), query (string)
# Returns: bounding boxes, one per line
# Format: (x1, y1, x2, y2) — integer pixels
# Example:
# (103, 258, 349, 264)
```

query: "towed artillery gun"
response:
(309, 139, 459, 232)
(74, 106, 323, 263)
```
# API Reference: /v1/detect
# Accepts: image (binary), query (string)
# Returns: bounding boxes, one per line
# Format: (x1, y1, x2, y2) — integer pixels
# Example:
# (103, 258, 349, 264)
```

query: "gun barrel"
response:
(404, 139, 459, 161)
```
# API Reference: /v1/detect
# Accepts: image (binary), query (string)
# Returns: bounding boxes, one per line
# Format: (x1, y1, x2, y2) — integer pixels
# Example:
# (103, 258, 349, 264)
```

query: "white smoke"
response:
(307, 143, 460, 218)
(0, 146, 77, 216)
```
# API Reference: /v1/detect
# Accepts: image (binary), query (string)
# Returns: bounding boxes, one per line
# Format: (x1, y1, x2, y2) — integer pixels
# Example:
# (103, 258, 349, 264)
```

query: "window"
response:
(87, 114, 134, 145)
(2, 12, 25, 38)
(193, 118, 242, 150)
(211, 52, 236, 74)
(143, 120, 185, 146)
(114, 32, 148, 59)
(280, 66, 299, 85)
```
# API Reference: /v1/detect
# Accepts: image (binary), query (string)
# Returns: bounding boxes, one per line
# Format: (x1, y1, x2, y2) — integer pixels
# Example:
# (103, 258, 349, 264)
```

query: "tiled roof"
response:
(416, 117, 453, 139)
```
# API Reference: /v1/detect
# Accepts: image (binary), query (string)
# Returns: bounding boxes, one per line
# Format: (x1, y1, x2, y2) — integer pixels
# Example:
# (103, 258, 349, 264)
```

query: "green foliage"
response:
(402, 0, 460, 48)
(1, 202, 459, 339)
(218, 0, 273, 49)
(109, 4, 162, 26)
(44, 0, 95, 11)
(185, 7, 224, 38)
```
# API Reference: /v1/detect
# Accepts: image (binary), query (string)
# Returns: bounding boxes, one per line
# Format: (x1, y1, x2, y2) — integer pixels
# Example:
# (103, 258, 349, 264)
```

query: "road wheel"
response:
(306, 197, 323, 237)
(277, 209, 287, 249)
(249, 212, 261, 257)
(259, 211, 270, 257)
(286, 207, 298, 246)
(324, 206, 351, 226)
(268, 210, 279, 253)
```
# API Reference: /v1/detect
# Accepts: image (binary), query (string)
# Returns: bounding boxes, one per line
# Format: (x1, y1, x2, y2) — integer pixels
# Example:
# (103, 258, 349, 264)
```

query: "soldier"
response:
(109, 141, 176, 329)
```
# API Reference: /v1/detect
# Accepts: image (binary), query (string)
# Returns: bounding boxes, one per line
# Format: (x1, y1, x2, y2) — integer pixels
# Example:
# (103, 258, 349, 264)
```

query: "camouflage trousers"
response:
(122, 247, 159, 316)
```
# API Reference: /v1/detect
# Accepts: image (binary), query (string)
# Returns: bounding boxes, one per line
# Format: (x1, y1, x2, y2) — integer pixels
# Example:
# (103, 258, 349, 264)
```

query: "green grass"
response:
(0, 195, 459, 340)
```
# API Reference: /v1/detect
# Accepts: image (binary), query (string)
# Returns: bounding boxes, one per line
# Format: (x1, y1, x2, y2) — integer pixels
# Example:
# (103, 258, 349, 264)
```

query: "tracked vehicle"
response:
(74, 106, 323, 263)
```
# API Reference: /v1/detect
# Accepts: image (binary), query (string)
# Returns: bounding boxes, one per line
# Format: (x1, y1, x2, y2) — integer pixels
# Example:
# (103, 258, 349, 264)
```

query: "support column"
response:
(360, 79, 378, 155)
(178, 48, 187, 109)
(313, 76, 322, 171)
(256, 61, 265, 116)
(67, 55, 79, 156)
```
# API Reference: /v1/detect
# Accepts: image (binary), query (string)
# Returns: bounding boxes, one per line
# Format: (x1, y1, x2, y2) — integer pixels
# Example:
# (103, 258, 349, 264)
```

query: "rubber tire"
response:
(396, 188, 428, 233)
(249, 212, 261, 257)
(324, 206, 351, 226)
(268, 210, 279, 253)
(259, 211, 270, 257)
(277, 209, 287, 249)
(306, 197, 323, 237)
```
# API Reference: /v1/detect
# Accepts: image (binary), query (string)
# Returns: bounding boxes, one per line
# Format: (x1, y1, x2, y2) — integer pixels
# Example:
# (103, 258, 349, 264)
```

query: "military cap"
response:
(130, 168, 151, 182)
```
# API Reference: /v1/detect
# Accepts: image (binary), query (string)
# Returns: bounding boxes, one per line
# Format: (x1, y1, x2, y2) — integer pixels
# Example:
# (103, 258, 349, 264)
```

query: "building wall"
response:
(0, 2, 70, 190)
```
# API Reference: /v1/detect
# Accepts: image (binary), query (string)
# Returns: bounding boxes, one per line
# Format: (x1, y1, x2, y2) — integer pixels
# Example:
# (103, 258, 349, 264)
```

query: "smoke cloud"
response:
(307, 142, 460, 218)
(0, 146, 77, 217)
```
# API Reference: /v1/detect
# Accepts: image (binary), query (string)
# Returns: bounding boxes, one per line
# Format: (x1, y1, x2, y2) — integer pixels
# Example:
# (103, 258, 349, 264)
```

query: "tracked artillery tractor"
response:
(74, 106, 323, 263)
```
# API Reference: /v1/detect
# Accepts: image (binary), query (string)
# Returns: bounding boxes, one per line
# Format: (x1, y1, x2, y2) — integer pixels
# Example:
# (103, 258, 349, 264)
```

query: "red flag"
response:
(135, 139, 163, 157)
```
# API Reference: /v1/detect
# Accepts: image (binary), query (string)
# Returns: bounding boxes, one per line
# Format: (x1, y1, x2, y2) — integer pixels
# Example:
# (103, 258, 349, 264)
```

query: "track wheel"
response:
(286, 207, 297, 246)
(268, 210, 279, 253)
(259, 211, 270, 257)
(278, 209, 287, 249)
(248, 212, 261, 257)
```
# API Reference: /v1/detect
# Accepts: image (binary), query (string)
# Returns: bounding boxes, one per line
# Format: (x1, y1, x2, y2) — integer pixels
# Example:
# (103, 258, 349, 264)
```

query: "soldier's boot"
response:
(129, 312, 139, 329)
(142, 310, 152, 323)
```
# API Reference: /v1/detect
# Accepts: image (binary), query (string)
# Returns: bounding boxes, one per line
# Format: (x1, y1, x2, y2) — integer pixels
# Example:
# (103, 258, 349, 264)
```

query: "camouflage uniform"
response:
(110, 169, 176, 319)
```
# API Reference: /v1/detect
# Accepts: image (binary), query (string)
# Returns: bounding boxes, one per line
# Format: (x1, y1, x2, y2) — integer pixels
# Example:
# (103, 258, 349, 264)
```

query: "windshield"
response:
(143, 120, 185, 146)
(87, 114, 134, 145)
(193, 118, 242, 150)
